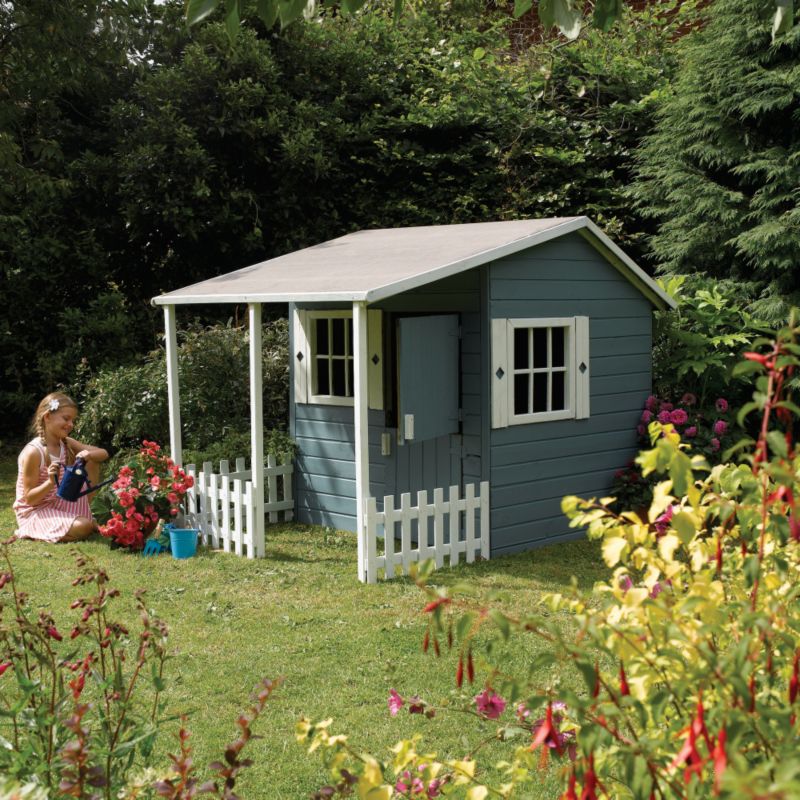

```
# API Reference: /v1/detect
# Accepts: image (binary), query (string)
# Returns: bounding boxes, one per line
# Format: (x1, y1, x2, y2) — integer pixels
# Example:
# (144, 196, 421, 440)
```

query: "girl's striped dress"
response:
(13, 439, 92, 542)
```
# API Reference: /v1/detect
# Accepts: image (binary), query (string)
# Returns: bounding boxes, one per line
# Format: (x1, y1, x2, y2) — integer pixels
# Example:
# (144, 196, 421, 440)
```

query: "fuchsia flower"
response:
(474, 689, 506, 719)
(641, 409, 652, 423)
(645, 395, 658, 410)
(658, 410, 673, 424)
(388, 689, 404, 716)
(685, 426, 697, 438)
(670, 409, 688, 425)
(619, 575, 633, 593)
(660, 402, 674, 412)
(711, 437, 721, 452)
(637, 424, 646, 436)
(655, 505, 675, 536)
(516, 703, 531, 723)
(713, 420, 728, 436)
(680, 393, 697, 406)
(0, 662, 12, 677)
(716, 398, 729, 412)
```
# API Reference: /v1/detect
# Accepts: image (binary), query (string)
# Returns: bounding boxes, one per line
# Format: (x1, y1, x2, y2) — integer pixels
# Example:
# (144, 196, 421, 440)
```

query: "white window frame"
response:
(308, 310, 355, 406)
(491, 316, 590, 428)
(293, 308, 383, 409)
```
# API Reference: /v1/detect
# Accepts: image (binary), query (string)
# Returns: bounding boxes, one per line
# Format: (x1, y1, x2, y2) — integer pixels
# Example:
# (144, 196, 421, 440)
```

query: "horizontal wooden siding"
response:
(489, 232, 653, 556)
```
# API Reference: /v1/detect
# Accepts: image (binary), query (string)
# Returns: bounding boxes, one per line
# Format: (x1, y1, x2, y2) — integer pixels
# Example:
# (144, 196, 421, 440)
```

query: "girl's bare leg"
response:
(60, 516, 97, 543)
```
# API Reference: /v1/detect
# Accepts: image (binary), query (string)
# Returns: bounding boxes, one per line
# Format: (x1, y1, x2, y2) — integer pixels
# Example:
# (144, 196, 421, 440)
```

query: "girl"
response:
(14, 392, 109, 543)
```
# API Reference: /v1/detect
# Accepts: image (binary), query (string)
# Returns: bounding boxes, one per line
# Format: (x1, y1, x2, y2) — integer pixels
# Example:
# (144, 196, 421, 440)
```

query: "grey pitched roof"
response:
(152, 216, 675, 309)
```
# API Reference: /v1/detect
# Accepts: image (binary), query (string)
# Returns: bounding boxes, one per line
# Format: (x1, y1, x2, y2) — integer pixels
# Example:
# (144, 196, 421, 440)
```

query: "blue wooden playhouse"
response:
(154, 217, 675, 582)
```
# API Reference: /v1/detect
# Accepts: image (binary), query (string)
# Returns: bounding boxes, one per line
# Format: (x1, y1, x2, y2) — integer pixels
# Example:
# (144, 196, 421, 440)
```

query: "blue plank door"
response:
(390, 314, 462, 507)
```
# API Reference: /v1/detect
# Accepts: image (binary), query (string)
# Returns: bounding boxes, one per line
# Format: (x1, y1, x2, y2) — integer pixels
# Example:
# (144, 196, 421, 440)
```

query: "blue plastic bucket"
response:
(169, 527, 198, 559)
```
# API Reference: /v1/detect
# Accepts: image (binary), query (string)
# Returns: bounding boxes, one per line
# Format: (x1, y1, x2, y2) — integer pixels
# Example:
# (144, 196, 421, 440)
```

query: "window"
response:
(292, 307, 383, 408)
(491, 316, 589, 428)
(313, 315, 354, 399)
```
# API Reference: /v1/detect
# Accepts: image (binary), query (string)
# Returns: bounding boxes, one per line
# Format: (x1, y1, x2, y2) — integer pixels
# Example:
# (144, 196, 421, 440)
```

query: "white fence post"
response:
(220, 459, 231, 553)
(433, 487, 445, 569)
(465, 482, 476, 564)
(448, 485, 460, 567)
(480, 480, 490, 560)
(364, 497, 379, 584)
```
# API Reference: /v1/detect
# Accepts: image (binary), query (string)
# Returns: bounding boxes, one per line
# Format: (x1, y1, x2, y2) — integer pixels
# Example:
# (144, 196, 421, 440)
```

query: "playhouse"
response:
(153, 217, 675, 582)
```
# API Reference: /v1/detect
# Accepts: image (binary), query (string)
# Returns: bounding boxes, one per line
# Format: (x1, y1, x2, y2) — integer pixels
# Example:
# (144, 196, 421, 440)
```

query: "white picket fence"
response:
(184, 455, 294, 559)
(363, 481, 490, 582)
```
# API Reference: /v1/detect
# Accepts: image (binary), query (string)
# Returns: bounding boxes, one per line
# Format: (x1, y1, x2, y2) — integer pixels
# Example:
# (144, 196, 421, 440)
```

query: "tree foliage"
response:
(631, 0, 800, 322)
(2, 2, 679, 438)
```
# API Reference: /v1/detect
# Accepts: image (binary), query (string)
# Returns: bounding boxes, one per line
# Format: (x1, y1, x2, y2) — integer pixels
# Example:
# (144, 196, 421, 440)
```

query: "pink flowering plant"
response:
(612, 392, 734, 511)
(97, 440, 194, 550)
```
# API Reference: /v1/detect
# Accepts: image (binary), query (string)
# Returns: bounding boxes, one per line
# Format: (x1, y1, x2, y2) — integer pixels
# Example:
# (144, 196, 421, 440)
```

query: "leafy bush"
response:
(299, 313, 800, 798)
(76, 319, 289, 455)
(611, 390, 735, 512)
(652, 275, 767, 410)
(0, 543, 278, 798)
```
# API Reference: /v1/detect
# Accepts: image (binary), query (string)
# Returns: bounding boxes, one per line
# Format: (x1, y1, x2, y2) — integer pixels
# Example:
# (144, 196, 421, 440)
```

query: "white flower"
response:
(48, 399, 60, 412)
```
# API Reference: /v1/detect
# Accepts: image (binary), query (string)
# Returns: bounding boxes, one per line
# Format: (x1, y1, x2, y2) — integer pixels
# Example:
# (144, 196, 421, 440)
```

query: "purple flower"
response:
(711, 437, 721, 452)
(474, 689, 506, 720)
(715, 398, 729, 412)
(619, 575, 633, 593)
(655, 505, 674, 536)
(641, 409, 652, 423)
(645, 395, 658, 410)
(388, 689, 404, 717)
(680, 393, 697, 407)
(408, 695, 425, 714)
(713, 420, 728, 436)
(670, 409, 688, 425)
(649, 582, 663, 599)
(516, 702, 531, 723)
(684, 426, 697, 438)
(657, 410, 672, 424)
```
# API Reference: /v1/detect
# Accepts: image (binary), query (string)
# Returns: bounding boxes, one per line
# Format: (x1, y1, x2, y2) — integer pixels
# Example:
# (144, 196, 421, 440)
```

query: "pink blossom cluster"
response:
(99, 441, 194, 550)
(638, 395, 731, 455)
(395, 766, 443, 798)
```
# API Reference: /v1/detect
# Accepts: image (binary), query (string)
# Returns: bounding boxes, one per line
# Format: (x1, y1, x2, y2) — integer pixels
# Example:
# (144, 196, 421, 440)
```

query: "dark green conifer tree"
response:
(631, 0, 800, 321)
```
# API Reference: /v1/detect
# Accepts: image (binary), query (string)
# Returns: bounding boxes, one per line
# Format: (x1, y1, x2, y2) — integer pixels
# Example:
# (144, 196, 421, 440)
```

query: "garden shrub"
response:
(298, 313, 800, 798)
(0, 544, 278, 798)
(76, 318, 289, 455)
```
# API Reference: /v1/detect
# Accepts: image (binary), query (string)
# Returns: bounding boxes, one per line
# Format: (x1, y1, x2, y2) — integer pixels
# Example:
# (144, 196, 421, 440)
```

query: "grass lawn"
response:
(1, 451, 608, 798)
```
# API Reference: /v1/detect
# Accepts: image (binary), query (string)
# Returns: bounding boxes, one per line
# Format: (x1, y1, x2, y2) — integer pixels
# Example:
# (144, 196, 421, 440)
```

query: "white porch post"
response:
(249, 303, 265, 558)
(164, 304, 182, 465)
(353, 301, 371, 582)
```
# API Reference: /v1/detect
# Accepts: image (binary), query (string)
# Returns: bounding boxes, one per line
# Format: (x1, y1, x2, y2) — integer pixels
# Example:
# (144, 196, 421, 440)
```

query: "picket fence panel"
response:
(185, 454, 294, 559)
(363, 481, 490, 582)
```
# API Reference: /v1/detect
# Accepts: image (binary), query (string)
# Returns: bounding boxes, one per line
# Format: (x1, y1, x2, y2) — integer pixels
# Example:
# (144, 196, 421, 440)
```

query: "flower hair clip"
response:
(48, 399, 60, 412)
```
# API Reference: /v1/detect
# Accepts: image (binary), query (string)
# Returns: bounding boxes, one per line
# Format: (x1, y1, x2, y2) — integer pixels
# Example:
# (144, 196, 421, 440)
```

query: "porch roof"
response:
(152, 216, 676, 310)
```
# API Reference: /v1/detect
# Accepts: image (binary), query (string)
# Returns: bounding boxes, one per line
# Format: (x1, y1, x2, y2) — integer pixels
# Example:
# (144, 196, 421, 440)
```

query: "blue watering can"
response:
(55, 457, 115, 502)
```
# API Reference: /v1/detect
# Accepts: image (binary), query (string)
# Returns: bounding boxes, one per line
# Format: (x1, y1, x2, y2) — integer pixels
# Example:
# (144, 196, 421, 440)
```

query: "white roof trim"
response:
(152, 217, 675, 310)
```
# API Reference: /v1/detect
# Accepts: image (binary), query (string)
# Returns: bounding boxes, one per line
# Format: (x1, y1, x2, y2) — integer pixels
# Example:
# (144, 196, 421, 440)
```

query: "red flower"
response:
(423, 597, 451, 614)
(0, 662, 11, 677)
(46, 626, 63, 642)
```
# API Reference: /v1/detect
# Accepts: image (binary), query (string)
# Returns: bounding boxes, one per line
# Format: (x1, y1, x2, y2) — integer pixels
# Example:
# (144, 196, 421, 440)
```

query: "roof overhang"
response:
(152, 216, 676, 311)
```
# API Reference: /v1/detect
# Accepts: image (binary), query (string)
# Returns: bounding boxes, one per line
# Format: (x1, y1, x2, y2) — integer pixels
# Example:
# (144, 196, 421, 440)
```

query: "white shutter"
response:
(292, 307, 309, 404)
(575, 316, 590, 419)
(367, 309, 383, 411)
(491, 318, 509, 429)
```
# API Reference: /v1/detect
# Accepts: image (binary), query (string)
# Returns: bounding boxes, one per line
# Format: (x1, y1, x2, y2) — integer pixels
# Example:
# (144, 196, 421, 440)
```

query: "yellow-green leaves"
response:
(602, 536, 628, 567)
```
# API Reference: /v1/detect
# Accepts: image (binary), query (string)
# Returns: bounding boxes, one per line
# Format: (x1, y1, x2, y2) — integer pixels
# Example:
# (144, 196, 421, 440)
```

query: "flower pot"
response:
(169, 527, 198, 559)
